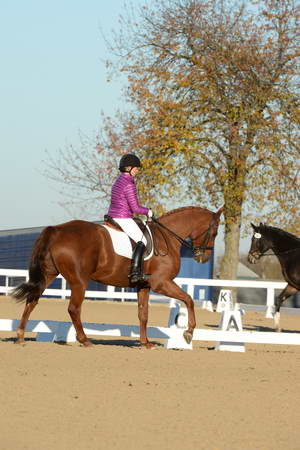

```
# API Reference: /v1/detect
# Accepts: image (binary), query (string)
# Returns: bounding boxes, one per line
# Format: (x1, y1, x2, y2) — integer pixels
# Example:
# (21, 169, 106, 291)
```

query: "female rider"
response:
(107, 153, 153, 284)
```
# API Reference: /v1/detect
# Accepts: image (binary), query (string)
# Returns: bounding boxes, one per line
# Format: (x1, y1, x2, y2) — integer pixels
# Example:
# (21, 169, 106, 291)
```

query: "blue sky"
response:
(0, 0, 139, 230)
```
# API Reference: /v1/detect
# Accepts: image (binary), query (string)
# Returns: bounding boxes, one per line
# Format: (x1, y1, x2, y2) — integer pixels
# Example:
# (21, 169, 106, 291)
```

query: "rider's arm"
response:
(125, 183, 149, 216)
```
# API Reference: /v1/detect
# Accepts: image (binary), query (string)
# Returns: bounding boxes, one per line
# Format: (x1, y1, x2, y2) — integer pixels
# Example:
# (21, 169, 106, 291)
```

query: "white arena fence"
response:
(0, 268, 286, 316)
(2, 268, 300, 350)
(1, 318, 300, 347)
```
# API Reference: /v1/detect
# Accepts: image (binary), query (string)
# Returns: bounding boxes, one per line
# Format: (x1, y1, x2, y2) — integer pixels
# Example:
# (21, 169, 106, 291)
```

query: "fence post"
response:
(5, 276, 8, 296)
(61, 278, 67, 299)
(265, 287, 275, 318)
(107, 285, 115, 301)
(187, 283, 194, 299)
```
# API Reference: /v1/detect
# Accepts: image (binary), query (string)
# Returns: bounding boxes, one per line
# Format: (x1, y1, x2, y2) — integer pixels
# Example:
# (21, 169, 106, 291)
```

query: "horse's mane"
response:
(261, 224, 300, 244)
(159, 206, 210, 219)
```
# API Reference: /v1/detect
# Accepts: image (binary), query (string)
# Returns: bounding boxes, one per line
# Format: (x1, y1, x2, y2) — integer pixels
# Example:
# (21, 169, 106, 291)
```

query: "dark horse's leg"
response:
(151, 279, 196, 344)
(16, 274, 57, 344)
(137, 286, 155, 349)
(274, 284, 298, 332)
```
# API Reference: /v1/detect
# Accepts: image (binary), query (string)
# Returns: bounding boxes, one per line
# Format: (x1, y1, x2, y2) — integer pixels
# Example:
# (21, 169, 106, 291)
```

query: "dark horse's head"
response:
(248, 223, 272, 264)
(248, 222, 300, 265)
(191, 206, 224, 263)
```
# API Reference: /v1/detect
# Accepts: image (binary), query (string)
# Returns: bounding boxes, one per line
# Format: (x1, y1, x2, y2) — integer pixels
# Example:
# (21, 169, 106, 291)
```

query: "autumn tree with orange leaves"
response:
(46, 0, 300, 280)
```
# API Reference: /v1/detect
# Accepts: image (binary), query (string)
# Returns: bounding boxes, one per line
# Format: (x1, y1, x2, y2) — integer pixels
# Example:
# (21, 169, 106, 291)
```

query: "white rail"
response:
(0, 318, 299, 346)
(0, 268, 286, 315)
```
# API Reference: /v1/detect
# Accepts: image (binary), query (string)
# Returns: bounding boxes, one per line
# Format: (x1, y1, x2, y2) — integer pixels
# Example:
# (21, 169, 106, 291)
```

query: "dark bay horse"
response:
(248, 223, 300, 330)
(12, 206, 223, 347)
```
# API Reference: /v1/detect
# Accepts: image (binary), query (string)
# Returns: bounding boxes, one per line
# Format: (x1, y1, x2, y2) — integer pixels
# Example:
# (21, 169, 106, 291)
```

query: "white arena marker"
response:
(215, 309, 245, 352)
(165, 299, 192, 350)
(216, 289, 233, 312)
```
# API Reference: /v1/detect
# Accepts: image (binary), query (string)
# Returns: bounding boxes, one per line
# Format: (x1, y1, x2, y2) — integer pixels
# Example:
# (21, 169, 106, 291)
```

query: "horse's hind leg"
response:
(274, 284, 298, 332)
(16, 300, 39, 344)
(68, 281, 92, 347)
(16, 274, 57, 344)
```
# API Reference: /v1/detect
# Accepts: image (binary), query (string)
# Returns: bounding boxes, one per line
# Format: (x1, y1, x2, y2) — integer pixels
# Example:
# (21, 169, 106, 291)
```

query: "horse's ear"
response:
(250, 223, 257, 231)
(259, 222, 264, 227)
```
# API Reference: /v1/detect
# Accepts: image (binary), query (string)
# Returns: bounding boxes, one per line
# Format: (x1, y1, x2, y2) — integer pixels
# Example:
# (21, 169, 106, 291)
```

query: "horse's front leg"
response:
(151, 279, 196, 344)
(274, 284, 298, 332)
(137, 287, 154, 349)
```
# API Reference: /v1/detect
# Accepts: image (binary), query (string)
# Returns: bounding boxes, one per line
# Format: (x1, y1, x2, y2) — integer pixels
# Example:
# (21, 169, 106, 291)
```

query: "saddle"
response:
(103, 215, 153, 258)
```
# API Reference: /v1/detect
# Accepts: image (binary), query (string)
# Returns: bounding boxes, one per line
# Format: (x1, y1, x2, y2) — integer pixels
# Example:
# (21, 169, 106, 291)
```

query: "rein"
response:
(259, 247, 300, 257)
(151, 216, 214, 256)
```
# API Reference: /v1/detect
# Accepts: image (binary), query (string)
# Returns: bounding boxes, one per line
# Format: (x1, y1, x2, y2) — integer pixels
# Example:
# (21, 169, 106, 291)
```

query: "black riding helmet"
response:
(119, 153, 141, 172)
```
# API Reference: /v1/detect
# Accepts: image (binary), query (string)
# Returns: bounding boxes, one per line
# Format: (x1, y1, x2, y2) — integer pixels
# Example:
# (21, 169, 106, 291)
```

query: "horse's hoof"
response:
(183, 331, 193, 344)
(77, 337, 93, 347)
(141, 342, 156, 349)
(15, 339, 26, 346)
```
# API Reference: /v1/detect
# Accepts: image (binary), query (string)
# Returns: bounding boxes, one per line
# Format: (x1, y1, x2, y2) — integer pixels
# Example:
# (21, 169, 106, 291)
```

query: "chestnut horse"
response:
(248, 223, 300, 331)
(12, 206, 223, 347)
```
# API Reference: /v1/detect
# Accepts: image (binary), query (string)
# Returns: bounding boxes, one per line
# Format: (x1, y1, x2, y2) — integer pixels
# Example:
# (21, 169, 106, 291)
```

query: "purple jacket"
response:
(107, 173, 149, 218)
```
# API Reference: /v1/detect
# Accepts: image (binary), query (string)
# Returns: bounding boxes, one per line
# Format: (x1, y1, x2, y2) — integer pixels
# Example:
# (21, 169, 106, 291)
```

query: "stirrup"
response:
(129, 272, 150, 284)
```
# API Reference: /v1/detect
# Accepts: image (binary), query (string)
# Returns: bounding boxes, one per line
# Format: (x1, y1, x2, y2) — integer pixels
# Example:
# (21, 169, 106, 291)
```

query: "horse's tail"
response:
(11, 226, 57, 303)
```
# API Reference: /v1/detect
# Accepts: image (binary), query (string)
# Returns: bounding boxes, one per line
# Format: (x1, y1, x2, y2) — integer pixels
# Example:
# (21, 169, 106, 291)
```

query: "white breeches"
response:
(113, 218, 147, 245)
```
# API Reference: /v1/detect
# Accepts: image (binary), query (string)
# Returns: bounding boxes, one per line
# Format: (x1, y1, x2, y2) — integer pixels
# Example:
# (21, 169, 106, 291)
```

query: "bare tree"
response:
(43, 124, 126, 220)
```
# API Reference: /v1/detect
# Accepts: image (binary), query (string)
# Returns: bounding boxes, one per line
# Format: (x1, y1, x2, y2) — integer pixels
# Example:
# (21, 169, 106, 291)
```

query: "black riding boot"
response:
(129, 241, 150, 284)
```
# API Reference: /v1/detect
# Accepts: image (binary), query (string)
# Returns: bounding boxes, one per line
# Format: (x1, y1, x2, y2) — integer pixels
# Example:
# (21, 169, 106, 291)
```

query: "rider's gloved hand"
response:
(147, 209, 153, 220)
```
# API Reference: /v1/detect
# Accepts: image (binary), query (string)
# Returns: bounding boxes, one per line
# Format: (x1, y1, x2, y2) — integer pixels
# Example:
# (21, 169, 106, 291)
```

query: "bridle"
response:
(151, 216, 216, 258)
(250, 232, 300, 258)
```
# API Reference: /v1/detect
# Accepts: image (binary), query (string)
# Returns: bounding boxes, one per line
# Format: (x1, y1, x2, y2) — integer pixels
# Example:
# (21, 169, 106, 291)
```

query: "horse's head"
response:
(248, 223, 271, 264)
(191, 206, 223, 263)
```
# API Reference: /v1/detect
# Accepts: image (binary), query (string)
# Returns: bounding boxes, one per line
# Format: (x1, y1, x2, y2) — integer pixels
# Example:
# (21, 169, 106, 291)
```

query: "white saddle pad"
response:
(102, 224, 153, 260)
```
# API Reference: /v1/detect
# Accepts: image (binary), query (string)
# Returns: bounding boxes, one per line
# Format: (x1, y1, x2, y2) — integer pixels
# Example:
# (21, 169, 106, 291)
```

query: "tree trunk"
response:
(220, 220, 241, 280)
